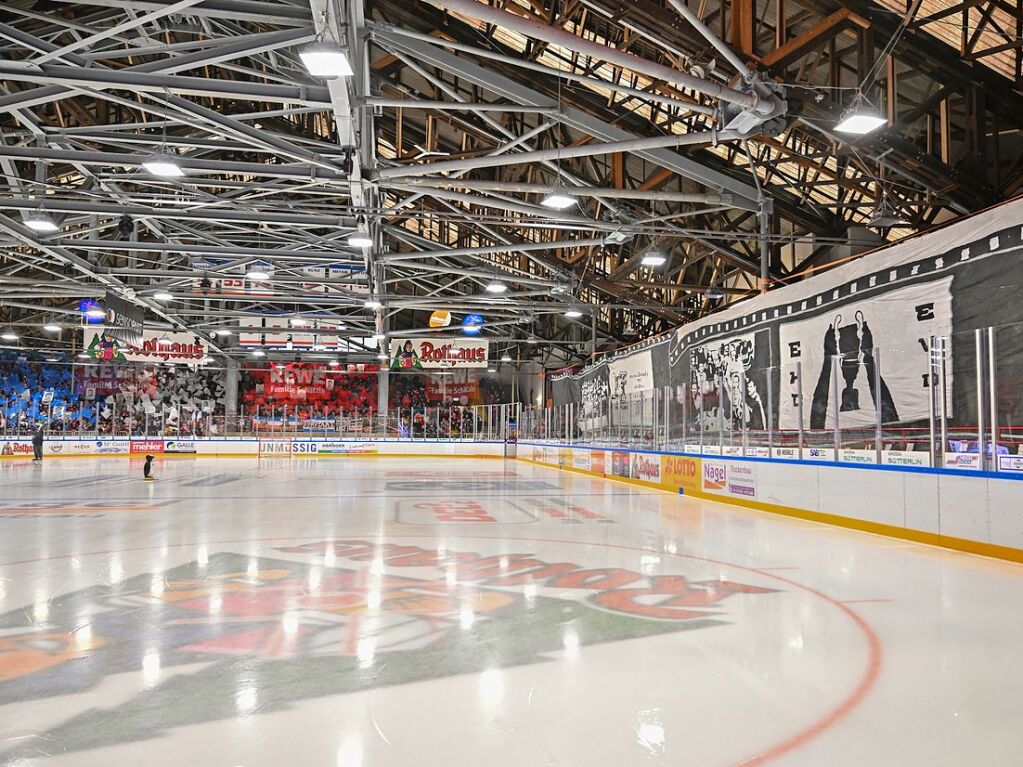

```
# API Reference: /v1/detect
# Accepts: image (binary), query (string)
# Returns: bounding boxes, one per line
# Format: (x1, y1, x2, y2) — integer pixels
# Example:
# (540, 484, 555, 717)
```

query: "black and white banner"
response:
(609, 350, 653, 396)
(778, 277, 953, 430)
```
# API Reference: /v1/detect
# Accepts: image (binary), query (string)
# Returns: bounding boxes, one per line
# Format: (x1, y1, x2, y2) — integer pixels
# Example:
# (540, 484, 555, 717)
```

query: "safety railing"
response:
(0, 403, 523, 442)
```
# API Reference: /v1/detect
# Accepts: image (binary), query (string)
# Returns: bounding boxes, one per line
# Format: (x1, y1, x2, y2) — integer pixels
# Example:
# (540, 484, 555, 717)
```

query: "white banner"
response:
(83, 329, 210, 365)
(608, 350, 653, 395)
(778, 277, 953, 430)
(238, 315, 346, 350)
(390, 339, 489, 369)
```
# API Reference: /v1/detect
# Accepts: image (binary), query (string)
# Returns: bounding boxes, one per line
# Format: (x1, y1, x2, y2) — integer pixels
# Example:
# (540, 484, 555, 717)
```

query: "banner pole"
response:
(795, 360, 804, 460)
(988, 327, 998, 470)
(830, 355, 841, 460)
(873, 348, 883, 464)
(975, 329, 986, 471)
(927, 337, 936, 467)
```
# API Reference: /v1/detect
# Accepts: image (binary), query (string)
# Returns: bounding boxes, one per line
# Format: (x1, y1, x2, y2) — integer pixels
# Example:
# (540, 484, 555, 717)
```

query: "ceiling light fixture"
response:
(291, 318, 307, 327)
(372, 332, 386, 341)
(246, 268, 269, 280)
(500, 352, 512, 362)
(641, 251, 667, 267)
(364, 299, 382, 310)
(376, 353, 388, 360)
(867, 204, 906, 229)
(564, 309, 583, 319)
(251, 349, 266, 357)
(605, 230, 632, 245)
(43, 323, 60, 332)
(1, 331, 18, 341)
(153, 292, 173, 301)
(347, 233, 373, 248)
(329, 359, 340, 367)
(834, 93, 887, 135)
(214, 329, 232, 337)
(142, 151, 185, 177)
(84, 307, 106, 319)
(24, 210, 59, 233)
(540, 192, 577, 210)
(77, 352, 90, 359)
(485, 280, 507, 294)
(299, 40, 354, 79)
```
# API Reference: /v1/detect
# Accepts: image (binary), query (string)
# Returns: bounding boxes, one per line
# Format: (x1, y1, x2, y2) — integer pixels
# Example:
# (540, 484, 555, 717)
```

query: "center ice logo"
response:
(0, 540, 778, 760)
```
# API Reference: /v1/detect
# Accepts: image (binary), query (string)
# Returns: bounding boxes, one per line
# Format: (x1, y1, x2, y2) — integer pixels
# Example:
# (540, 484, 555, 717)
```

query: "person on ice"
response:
(31, 423, 44, 462)
(143, 454, 155, 481)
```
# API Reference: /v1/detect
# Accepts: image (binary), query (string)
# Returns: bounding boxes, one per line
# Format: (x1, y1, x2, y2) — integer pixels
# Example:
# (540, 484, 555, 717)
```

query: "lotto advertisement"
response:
(661, 455, 702, 494)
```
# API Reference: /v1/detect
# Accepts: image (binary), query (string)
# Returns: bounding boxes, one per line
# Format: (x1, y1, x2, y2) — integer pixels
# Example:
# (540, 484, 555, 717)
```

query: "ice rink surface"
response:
(0, 455, 1020, 766)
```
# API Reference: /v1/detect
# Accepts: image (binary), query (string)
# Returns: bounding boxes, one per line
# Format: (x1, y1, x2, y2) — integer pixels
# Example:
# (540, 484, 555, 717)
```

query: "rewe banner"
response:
(83, 329, 210, 365)
(390, 339, 489, 369)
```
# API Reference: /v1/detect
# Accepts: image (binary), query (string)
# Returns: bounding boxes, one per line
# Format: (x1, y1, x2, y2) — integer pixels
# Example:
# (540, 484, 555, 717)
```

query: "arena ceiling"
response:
(0, 0, 1021, 367)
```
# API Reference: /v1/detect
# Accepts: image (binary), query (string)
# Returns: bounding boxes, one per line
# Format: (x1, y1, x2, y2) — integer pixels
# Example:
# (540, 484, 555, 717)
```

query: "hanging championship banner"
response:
(390, 338, 489, 369)
(102, 292, 145, 346)
(82, 329, 210, 365)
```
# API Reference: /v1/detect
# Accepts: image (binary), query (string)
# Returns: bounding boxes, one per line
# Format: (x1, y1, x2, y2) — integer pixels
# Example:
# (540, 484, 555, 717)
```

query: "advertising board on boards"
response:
(0, 441, 33, 457)
(130, 440, 164, 454)
(661, 455, 701, 493)
(259, 439, 292, 456)
(164, 440, 197, 454)
(572, 450, 591, 472)
(630, 453, 661, 483)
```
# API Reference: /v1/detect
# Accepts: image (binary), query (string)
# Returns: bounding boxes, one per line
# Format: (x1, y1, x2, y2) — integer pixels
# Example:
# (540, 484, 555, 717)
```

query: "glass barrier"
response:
(4, 321, 1021, 473)
(516, 321, 1023, 474)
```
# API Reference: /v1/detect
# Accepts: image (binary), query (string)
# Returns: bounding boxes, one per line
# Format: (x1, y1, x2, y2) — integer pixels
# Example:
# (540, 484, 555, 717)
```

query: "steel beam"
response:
(372, 28, 761, 207)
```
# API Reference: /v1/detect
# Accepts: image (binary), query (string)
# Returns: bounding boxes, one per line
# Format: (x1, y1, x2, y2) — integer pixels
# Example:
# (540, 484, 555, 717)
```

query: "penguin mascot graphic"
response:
(143, 454, 156, 481)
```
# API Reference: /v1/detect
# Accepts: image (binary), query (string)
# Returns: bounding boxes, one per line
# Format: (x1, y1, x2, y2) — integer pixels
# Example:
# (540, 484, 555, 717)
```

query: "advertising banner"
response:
(998, 454, 1023, 472)
(882, 450, 931, 467)
(93, 440, 130, 455)
(102, 292, 145, 346)
(192, 272, 272, 298)
(661, 454, 702, 493)
(238, 315, 345, 350)
(0, 441, 33, 457)
(164, 440, 197, 454)
(390, 339, 489, 369)
(424, 379, 480, 403)
(572, 450, 591, 471)
(590, 450, 606, 475)
(290, 441, 378, 456)
(703, 460, 757, 497)
(259, 439, 292, 456)
(83, 329, 209, 366)
(630, 452, 661, 483)
(130, 440, 164, 454)
(725, 462, 757, 497)
(610, 451, 630, 478)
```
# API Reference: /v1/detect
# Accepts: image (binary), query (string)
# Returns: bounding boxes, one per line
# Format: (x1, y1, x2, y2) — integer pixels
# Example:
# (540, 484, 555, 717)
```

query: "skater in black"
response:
(31, 424, 44, 462)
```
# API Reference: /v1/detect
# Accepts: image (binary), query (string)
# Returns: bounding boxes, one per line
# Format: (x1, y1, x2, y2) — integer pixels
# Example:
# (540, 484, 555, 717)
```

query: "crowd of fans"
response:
(1, 358, 512, 436)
